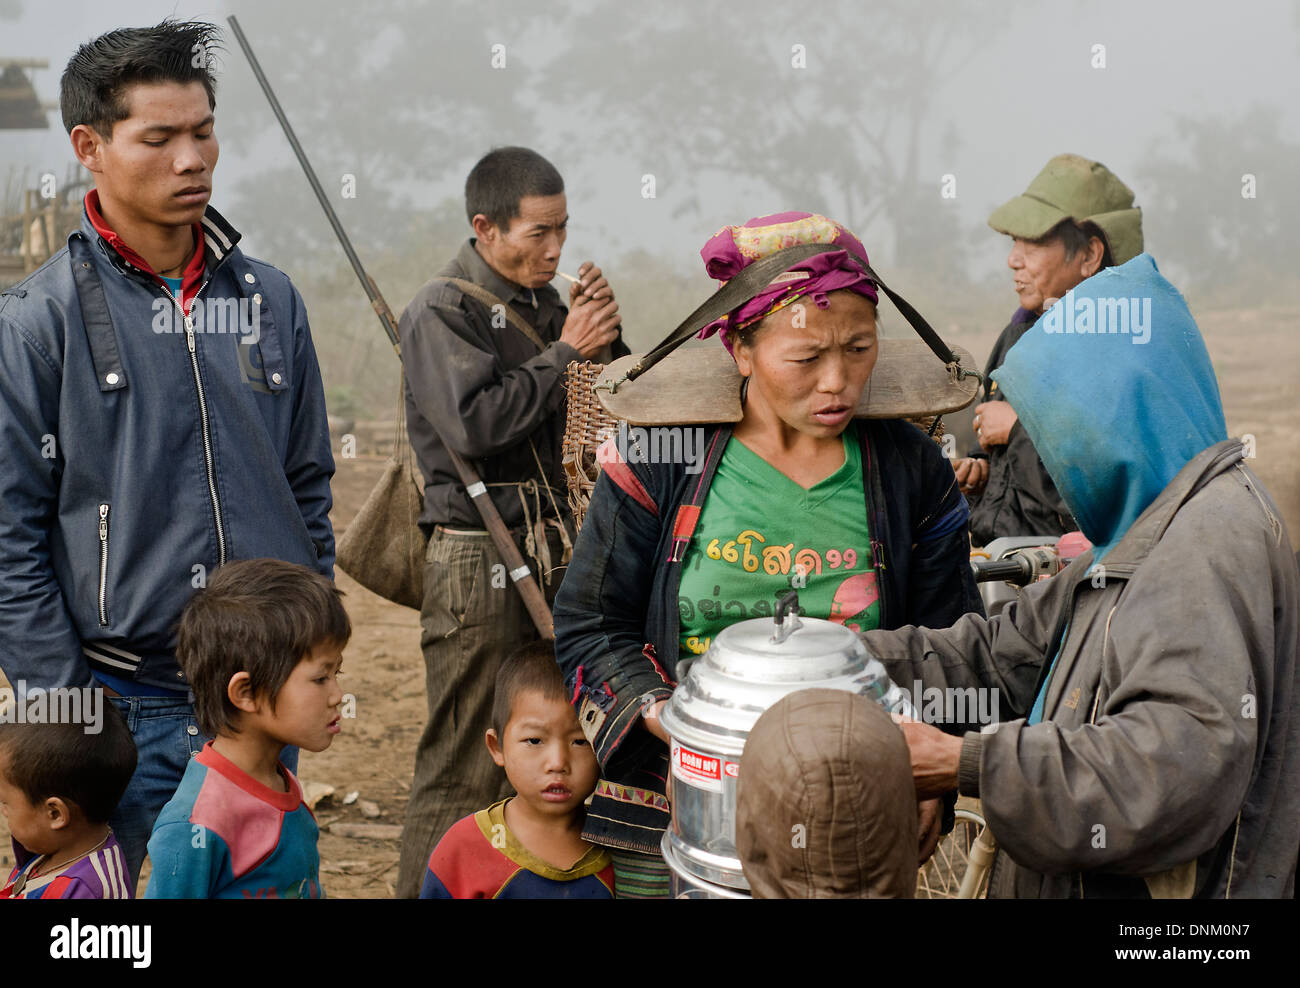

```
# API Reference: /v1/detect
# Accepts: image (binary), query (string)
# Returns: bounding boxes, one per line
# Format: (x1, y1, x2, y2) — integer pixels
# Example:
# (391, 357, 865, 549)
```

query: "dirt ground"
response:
(1, 303, 1295, 898)
(288, 460, 425, 899)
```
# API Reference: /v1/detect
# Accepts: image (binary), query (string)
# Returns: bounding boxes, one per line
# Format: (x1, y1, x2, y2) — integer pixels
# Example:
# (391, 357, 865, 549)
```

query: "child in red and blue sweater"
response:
(421, 642, 613, 899)
(145, 559, 349, 899)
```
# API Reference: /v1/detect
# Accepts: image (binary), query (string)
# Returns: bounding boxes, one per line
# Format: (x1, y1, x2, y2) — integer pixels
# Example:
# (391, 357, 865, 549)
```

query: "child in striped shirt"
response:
(0, 707, 137, 898)
(420, 642, 614, 898)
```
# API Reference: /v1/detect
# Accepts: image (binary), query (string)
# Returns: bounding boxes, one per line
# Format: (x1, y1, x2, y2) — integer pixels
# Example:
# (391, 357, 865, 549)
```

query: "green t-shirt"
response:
(677, 425, 881, 656)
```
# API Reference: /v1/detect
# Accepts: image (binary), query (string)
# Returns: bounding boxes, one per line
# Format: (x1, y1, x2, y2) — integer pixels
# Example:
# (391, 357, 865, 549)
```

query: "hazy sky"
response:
(3, 0, 1298, 281)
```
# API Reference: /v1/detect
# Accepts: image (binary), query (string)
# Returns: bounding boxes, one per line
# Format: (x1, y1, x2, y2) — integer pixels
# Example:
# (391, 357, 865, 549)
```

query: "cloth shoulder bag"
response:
(334, 278, 547, 609)
(335, 376, 427, 609)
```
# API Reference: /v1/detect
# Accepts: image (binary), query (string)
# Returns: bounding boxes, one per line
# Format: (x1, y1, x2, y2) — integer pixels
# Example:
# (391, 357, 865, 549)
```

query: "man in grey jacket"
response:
(868, 254, 1298, 897)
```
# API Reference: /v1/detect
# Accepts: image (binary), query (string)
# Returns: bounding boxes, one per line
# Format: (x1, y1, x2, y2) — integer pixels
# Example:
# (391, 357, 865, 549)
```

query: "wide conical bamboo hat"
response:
(594, 340, 979, 426)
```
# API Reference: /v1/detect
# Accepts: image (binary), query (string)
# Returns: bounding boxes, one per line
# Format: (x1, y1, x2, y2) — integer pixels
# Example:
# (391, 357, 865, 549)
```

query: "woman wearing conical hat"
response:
(553, 211, 984, 897)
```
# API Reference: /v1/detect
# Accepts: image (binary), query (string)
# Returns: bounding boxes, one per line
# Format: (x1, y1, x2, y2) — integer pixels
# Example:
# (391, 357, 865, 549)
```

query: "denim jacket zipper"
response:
(168, 280, 226, 565)
(106, 239, 233, 568)
(97, 502, 110, 626)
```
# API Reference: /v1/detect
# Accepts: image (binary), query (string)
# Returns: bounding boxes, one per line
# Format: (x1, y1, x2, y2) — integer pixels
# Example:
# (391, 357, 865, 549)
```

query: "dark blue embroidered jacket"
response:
(553, 418, 983, 853)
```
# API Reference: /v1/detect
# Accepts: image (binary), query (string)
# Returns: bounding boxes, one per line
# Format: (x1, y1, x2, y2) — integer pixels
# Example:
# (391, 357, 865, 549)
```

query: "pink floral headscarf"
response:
(697, 211, 879, 354)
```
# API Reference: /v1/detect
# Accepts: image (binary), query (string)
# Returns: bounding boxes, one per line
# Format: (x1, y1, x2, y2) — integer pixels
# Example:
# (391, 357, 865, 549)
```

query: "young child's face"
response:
(488, 690, 599, 820)
(0, 754, 57, 854)
(251, 642, 345, 753)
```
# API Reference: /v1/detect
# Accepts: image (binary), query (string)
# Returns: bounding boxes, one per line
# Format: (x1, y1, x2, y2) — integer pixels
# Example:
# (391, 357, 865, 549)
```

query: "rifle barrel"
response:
(225, 15, 554, 638)
(226, 15, 398, 349)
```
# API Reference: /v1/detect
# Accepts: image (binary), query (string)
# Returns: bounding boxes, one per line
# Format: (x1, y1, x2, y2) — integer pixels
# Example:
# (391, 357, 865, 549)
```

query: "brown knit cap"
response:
(736, 688, 918, 898)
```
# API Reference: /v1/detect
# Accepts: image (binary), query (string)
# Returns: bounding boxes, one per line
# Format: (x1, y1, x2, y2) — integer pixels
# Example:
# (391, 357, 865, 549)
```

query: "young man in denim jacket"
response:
(0, 21, 335, 887)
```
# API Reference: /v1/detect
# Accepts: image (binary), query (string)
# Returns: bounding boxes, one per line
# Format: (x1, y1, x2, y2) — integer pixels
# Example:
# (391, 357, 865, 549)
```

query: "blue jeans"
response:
(108, 695, 299, 892)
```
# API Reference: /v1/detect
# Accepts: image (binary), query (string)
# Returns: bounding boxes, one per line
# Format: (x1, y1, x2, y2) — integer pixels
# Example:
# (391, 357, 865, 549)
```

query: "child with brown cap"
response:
(736, 688, 918, 898)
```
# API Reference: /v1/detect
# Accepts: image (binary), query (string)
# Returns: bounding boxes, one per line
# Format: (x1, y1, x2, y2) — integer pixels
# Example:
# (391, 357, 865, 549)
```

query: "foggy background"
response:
(3, 0, 1298, 465)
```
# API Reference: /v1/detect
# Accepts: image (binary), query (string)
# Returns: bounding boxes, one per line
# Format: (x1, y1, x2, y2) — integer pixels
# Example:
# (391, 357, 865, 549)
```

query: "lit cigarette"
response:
(558, 270, 597, 300)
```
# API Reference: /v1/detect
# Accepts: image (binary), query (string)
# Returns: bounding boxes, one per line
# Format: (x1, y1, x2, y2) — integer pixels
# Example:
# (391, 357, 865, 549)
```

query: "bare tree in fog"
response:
(540, 0, 1015, 275)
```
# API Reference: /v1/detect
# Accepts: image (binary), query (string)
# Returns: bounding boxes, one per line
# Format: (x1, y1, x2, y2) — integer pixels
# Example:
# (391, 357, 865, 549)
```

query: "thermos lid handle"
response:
(771, 590, 802, 644)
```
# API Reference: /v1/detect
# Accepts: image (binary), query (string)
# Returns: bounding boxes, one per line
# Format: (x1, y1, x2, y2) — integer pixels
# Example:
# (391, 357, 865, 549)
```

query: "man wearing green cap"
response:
(954, 154, 1143, 545)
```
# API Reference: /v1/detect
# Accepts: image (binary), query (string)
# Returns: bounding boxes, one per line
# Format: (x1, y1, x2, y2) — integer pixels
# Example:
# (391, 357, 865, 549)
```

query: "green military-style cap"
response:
(988, 153, 1144, 265)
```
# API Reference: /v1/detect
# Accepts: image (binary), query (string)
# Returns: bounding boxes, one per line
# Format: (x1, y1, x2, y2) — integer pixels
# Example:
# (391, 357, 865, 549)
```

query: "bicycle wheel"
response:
(915, 807, 989, 899)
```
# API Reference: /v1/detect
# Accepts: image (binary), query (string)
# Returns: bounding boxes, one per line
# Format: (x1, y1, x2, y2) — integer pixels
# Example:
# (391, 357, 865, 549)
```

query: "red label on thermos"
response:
(671, 742, 723, 791)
